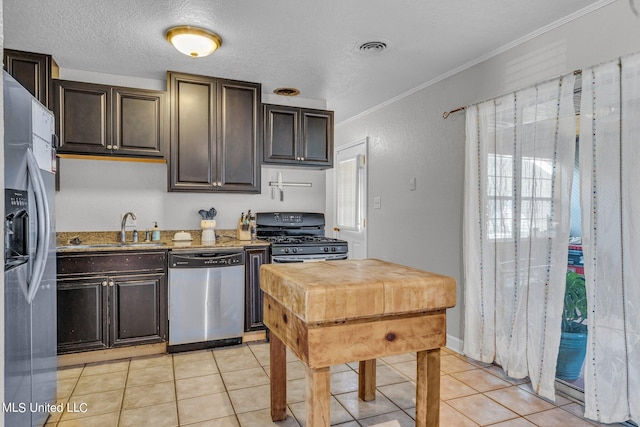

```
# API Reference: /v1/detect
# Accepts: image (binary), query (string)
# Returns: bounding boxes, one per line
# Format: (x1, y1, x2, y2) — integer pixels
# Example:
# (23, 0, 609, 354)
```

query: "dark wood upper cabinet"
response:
(114, 87, 167, 157)
(53, 80, 166, 158)
(302, 109, 333, 165)
(3, 49, 59, 107)
(54, 80, 111, 154)
(168, 72, 261, 193)
(217, 79, 261, 192)
(169, 73, 216, 190)
(263, 104, 333, 169)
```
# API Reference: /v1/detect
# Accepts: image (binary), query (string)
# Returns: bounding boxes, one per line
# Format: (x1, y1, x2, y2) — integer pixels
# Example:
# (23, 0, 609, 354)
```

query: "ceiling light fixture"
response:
(165, 26, 222, 58)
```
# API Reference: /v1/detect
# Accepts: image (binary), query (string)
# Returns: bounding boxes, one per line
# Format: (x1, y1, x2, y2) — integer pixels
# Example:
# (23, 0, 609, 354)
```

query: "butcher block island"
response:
(260, 259, 457, 427)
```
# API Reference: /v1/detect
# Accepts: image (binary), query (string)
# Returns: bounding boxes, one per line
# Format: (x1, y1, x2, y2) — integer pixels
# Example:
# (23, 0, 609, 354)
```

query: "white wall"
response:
(54, 70, 329, 232)
(56, 160, 326, 231)
(331, 0, 640, 346)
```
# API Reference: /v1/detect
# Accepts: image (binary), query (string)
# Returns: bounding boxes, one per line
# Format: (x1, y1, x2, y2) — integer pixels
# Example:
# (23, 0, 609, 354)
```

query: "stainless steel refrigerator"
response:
(4, 71, 57, 427)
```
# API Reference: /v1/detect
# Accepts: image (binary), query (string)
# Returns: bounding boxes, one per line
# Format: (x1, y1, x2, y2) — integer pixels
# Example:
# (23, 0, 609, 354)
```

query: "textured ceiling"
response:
(4, 0, 606, 122)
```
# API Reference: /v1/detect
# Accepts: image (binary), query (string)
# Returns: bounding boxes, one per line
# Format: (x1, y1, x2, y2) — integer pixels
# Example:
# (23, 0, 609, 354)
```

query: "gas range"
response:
(256, 212, 349, 263)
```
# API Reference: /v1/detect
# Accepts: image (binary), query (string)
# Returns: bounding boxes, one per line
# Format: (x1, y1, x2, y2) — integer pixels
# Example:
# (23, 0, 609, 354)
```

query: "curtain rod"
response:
(442, 69, 583, 119)
(442, 107, 465, 119)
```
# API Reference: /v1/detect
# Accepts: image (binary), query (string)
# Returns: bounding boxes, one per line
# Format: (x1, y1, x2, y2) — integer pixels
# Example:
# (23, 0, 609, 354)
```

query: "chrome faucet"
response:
(120, 212, 137, 243)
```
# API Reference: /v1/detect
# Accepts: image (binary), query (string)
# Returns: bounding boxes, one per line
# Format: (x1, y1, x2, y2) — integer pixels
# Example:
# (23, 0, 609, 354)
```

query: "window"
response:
(487, 153, 554, 240)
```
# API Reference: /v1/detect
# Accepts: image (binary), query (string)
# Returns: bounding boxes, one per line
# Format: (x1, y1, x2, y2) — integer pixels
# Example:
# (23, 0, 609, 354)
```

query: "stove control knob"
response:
(292, 248, 298, 253)
(331, 247, 337, 252)
(324, 247, 329, 252)
(284, 248, 290, 253)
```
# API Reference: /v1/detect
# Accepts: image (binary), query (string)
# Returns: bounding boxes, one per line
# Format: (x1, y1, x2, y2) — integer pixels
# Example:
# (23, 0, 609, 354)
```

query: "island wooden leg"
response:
(305, 365, 331, 427)
(270, 333, 287, 421)
(358, 359, 377, 401)
(416, 348, 440, 427)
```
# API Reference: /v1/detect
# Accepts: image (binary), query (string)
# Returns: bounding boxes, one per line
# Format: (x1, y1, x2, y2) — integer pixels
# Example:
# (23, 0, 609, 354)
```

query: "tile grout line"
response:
(117, 357, 132, 426)
(55, 362, 85, 425)
(169, 352, 182, 427)
(213, 348, 244, 427)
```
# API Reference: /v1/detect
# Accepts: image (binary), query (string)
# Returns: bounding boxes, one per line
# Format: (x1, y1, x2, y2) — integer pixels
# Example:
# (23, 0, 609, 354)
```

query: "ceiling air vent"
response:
(274, 87, 300, 96)
(356, 41, 388, 54)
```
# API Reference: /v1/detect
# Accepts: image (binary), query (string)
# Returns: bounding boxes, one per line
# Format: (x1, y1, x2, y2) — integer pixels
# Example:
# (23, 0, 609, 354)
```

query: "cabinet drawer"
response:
(58, 251, 167, 276)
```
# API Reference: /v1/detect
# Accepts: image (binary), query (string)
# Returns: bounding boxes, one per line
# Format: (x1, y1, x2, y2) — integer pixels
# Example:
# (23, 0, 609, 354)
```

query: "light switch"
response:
(409, 177, 417, 191)
(373, 197, 381, 209)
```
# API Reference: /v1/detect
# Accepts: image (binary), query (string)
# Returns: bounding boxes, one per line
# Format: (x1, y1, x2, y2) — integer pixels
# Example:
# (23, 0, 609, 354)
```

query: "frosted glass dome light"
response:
(166, 26, 222, 58)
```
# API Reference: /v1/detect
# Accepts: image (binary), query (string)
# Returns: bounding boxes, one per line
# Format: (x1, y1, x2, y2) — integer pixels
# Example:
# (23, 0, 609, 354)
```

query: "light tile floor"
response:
(47, 343, 625, 427)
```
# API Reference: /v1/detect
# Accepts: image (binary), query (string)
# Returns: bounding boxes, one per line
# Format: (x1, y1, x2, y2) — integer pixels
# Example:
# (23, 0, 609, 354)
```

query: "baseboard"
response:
(446, 334, 464, 354)
(57, 342, 167, 367)
(242, 330, 267, 343)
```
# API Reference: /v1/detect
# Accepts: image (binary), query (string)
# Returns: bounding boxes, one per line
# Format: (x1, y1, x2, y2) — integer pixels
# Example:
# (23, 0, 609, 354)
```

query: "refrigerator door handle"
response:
(25, 148, 50, 304)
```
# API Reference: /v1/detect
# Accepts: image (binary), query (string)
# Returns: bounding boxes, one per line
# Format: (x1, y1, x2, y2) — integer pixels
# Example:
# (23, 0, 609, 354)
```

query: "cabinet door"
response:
(263, 104, 299, 165)
(110, 273, 167, 347)
(244, 246, 269, 331)
(300, 109, 334, 167)
(168, 72, 217, 191)
(3, 49, 58, 107)
(113, 87, 167, 158)
(53, 80, 111, 154)
(217, 79, 261, 193)
(57, 277, 109, 354)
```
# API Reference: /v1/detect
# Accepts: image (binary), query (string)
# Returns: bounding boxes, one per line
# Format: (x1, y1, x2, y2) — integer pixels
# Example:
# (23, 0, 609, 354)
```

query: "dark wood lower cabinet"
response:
(57, 278, 108, 353)
(111, 273, 167, 347)
(244, 246, 270, 331)
(56, 251, 167, 354)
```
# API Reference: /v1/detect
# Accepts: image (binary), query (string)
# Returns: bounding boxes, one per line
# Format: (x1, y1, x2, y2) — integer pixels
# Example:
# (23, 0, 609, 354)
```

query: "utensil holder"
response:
(201, 220, 216, 245)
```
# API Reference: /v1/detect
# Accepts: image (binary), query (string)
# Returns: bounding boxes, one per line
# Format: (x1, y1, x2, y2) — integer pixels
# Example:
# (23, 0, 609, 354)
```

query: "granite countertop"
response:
(56, 229, 270, 253)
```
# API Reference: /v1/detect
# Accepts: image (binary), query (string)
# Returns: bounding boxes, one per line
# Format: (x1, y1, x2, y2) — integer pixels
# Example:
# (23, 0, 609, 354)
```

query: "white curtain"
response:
(579, 54, 640, 424)
(463, 74, 576, 400)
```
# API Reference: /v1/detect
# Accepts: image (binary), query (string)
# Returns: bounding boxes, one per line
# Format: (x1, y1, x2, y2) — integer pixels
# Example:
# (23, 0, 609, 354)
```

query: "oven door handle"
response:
(272, 253, 348, 263)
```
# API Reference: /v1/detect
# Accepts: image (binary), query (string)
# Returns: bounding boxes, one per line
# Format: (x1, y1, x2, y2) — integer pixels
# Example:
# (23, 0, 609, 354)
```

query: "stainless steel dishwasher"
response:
(168, 249, 245, 352)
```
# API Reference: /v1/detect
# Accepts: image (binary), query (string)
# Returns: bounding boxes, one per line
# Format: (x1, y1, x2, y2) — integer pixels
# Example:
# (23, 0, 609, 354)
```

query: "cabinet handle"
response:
(109, 280, 115, 287)
(101, 281, 108, 287)
(112, 145, 119, 150)
(217, 181, 222, 187)
(300, 157, 305, 161)
(106, 145, 112, 150)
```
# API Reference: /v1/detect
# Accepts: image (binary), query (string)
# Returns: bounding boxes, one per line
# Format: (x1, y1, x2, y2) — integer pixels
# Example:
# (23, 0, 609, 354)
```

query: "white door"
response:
(334, 138, 368, 259)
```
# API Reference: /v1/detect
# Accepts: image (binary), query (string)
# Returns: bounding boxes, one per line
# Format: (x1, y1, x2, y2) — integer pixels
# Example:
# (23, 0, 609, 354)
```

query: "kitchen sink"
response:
(58, 242, 166, 250)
